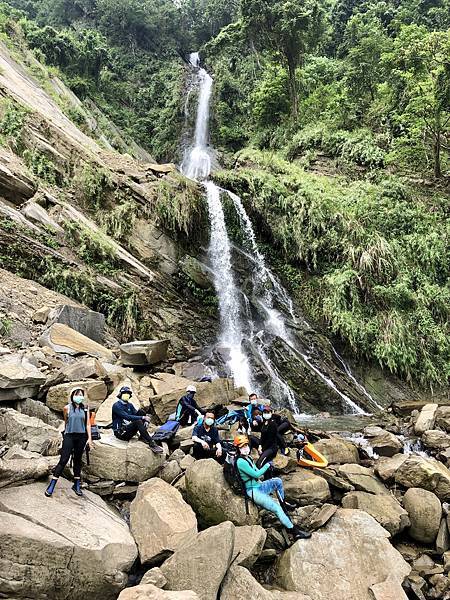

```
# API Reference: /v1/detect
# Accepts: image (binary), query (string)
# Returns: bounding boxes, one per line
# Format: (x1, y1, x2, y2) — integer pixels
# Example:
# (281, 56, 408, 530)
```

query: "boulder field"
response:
(1, 307, 450, 600)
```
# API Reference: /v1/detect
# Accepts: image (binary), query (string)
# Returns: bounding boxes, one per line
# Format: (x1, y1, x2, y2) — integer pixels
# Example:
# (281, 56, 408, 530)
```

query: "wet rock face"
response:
(0, 480, 138, 600)
(274, 509, 410, 600)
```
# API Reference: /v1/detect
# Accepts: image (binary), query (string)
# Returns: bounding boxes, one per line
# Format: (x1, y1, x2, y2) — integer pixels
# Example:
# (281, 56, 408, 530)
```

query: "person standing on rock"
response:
(175, 385, 204, 425)
(45, 386, 92, 498)
(234, 435, 311, 541)
(112, 386, 163, 454)
(192, 411, 224, 462)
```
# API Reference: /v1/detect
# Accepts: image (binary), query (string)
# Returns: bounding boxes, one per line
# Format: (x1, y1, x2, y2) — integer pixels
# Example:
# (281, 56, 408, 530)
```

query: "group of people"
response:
(44, 383, 311, 541)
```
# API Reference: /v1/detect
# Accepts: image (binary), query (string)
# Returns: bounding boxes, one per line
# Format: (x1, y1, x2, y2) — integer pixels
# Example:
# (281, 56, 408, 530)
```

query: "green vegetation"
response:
(0, 314, 12, 336)
(22, 149, 58, 184)
(215, 149, 449, 387)
(64, 220, 120, 275)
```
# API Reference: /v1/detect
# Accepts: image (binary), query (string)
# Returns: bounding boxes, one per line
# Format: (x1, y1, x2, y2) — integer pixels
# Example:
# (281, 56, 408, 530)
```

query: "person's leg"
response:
(248, 487, 294, 529)
(46, 434, 74, 496)
(256, 447, 277, 468)
(258, 477, 285, 499)
(71, 434, 87, 496)
(192, 442, 207, 459)
(249, 435, 260, 450)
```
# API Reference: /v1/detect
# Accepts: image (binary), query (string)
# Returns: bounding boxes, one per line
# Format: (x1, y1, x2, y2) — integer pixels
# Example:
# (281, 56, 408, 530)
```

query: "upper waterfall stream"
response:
(180, 52, 379, 416)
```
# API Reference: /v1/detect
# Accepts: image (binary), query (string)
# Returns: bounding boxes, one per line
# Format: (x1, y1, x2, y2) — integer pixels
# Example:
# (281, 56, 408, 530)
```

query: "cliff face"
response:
(0, 40, 216, 361)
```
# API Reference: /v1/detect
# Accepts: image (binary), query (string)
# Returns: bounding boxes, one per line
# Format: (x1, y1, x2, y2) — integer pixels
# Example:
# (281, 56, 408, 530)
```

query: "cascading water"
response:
(181, 51, 378, 415)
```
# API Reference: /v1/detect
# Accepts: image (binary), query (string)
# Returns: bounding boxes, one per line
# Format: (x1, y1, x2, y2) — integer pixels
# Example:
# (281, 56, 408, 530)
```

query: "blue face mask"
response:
(205, 417, 214, 426)
(73, 395, 84, 405)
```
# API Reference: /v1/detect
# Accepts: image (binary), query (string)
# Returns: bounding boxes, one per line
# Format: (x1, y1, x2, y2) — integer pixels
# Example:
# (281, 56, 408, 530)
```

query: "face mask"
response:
(205, 418, 214, 426)
(263, 413, 272, 420)
(240, 446, 250, 456)
(73, 395, 84, 405)
(250, 399, 257, 405)
(121, 393, 131, 402)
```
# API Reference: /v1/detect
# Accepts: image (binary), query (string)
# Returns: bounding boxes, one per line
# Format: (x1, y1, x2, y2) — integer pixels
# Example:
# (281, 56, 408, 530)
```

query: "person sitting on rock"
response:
(112, 385, 163, 454)
(45, 386, 92, 498)
(246, 393, 264, 426)
(175, 385, 204, 426)
(192, 411, 223, 462)
(234, 434, 310, 541)
(256, 405, 292, 468)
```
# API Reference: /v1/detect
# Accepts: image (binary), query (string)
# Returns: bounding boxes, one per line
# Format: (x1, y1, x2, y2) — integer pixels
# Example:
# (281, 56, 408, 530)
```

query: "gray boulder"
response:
(48, 304, 105, 343)
(118, 585, 200, 600)
(185, 459, 259, 527)
(0, 453, 57, 488)
(363, 426, 403, 457)
(161, 521, 235, 600)
(84, 432, 165, 482)
(341, 491, 410, 536)
(0, 354, 46, 401)
(335, 464, 389, 495)
(274, 509, 410, 600)
(314, 437, 359, 464)
(421, 430, 450, 450)
(46, 379, 108, 412)
(282, 469, 331, 506)
(414, 403, 438, 435)
(403, 488, 442, 543)
(233, 525, 267, 568)
(395, 456, 450, 500)
(39, 323, 114, 361)
(0, 480, 137, 599)
(0, 408, 60, 455)
(130, 478, 197, 565)
(61, 357, 107, 381)
(120, 340, 170, 366)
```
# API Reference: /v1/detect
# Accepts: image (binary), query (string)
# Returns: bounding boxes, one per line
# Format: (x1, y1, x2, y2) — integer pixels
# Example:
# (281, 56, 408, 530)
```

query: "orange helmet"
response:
(233, 434, 249, 448)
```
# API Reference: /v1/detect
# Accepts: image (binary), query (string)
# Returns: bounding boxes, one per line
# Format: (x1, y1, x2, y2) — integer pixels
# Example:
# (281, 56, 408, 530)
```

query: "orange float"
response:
(296, 442, 328, 468)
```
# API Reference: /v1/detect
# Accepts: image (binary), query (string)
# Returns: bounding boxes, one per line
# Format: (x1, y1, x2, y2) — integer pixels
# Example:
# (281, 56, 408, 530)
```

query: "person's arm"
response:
(86, 407, 92, 446)
(63, 406, 69, 426)
(237, 457, 270, 479)
(112, 403, 143, 422)
(192, 425, 209, 448)
(212, 428, 222, 455)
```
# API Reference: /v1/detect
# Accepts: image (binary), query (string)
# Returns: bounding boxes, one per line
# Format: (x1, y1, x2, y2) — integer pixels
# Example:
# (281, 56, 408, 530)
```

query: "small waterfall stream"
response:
(180, 51, 377, 416)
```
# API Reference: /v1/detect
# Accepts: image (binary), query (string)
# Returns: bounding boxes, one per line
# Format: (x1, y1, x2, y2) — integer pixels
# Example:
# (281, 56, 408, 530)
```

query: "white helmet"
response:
(186, 385, 197, 393)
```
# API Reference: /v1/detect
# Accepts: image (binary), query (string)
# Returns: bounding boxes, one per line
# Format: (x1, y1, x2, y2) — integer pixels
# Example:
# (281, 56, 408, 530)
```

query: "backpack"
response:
(223, 453, 253, 514)
(151, 419, 180, 443)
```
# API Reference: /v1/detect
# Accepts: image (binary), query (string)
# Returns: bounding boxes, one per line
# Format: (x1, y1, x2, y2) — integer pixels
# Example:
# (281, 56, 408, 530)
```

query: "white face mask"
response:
(250, 399, 258, 405)
(240, 446, 251, 456)
(263, 413, 272, 420)
(205, 417, 214, 426)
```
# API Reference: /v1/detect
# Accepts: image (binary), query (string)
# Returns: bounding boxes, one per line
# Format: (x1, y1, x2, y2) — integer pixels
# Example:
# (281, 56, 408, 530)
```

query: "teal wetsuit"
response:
(236, 456, 293, 529)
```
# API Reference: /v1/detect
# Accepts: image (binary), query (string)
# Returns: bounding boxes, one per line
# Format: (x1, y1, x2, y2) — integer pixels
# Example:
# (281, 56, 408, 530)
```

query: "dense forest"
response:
(0, 0, 448, 389)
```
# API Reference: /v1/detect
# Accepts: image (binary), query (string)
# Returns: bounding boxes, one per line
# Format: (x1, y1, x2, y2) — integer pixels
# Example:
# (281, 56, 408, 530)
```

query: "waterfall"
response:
(181, 51, 374, 415)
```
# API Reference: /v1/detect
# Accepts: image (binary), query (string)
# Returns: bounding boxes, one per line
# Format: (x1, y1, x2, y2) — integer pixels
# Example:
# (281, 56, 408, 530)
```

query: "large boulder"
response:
(314, 437, 359, 464)
(46, 379, 108, 412)
(61, 357, 107, 381)
(403, 488, 442, 543)
(185, 459, 259, 527)
(14, 397, 62, 427)
(118, 586, 200, 600)
(150, 377, 239, 422)
(130, 478, 197, 565)
(335, 464, 389, 495)
(435, 406, 450, 432)
(179, 256, 213, 289)
(119, 340, 170, 366)
(0, 480, 137, 599)
(47, 304, 105, 343)
(39, 323, 114, 361)
(395, 456, 450, 500)
(341, 491, 410, 536)
(221, 567, 312, 600)
(0, 354, 46, 401)
(0, 408, 60, 455)
(233, 525, 267, 568)
(274, 509, 410, 600)
(282, 469, 331, 505)
(363, 427, 403, 458)
(84, 432, 165, 482)
(374, 454, 408, 482)
(0, 454, 57, 488)
(161, 521, 235, 600)
(421, 429, 450, 450)
(414, 403, 438, 435)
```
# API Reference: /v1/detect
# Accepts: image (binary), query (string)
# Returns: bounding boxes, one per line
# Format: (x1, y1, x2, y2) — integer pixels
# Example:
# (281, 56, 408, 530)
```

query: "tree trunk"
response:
(287, 58, 298, 120)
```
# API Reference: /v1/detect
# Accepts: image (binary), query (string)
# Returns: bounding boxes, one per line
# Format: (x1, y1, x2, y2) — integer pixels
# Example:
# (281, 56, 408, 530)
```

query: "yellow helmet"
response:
(233, 434, 249, 448)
